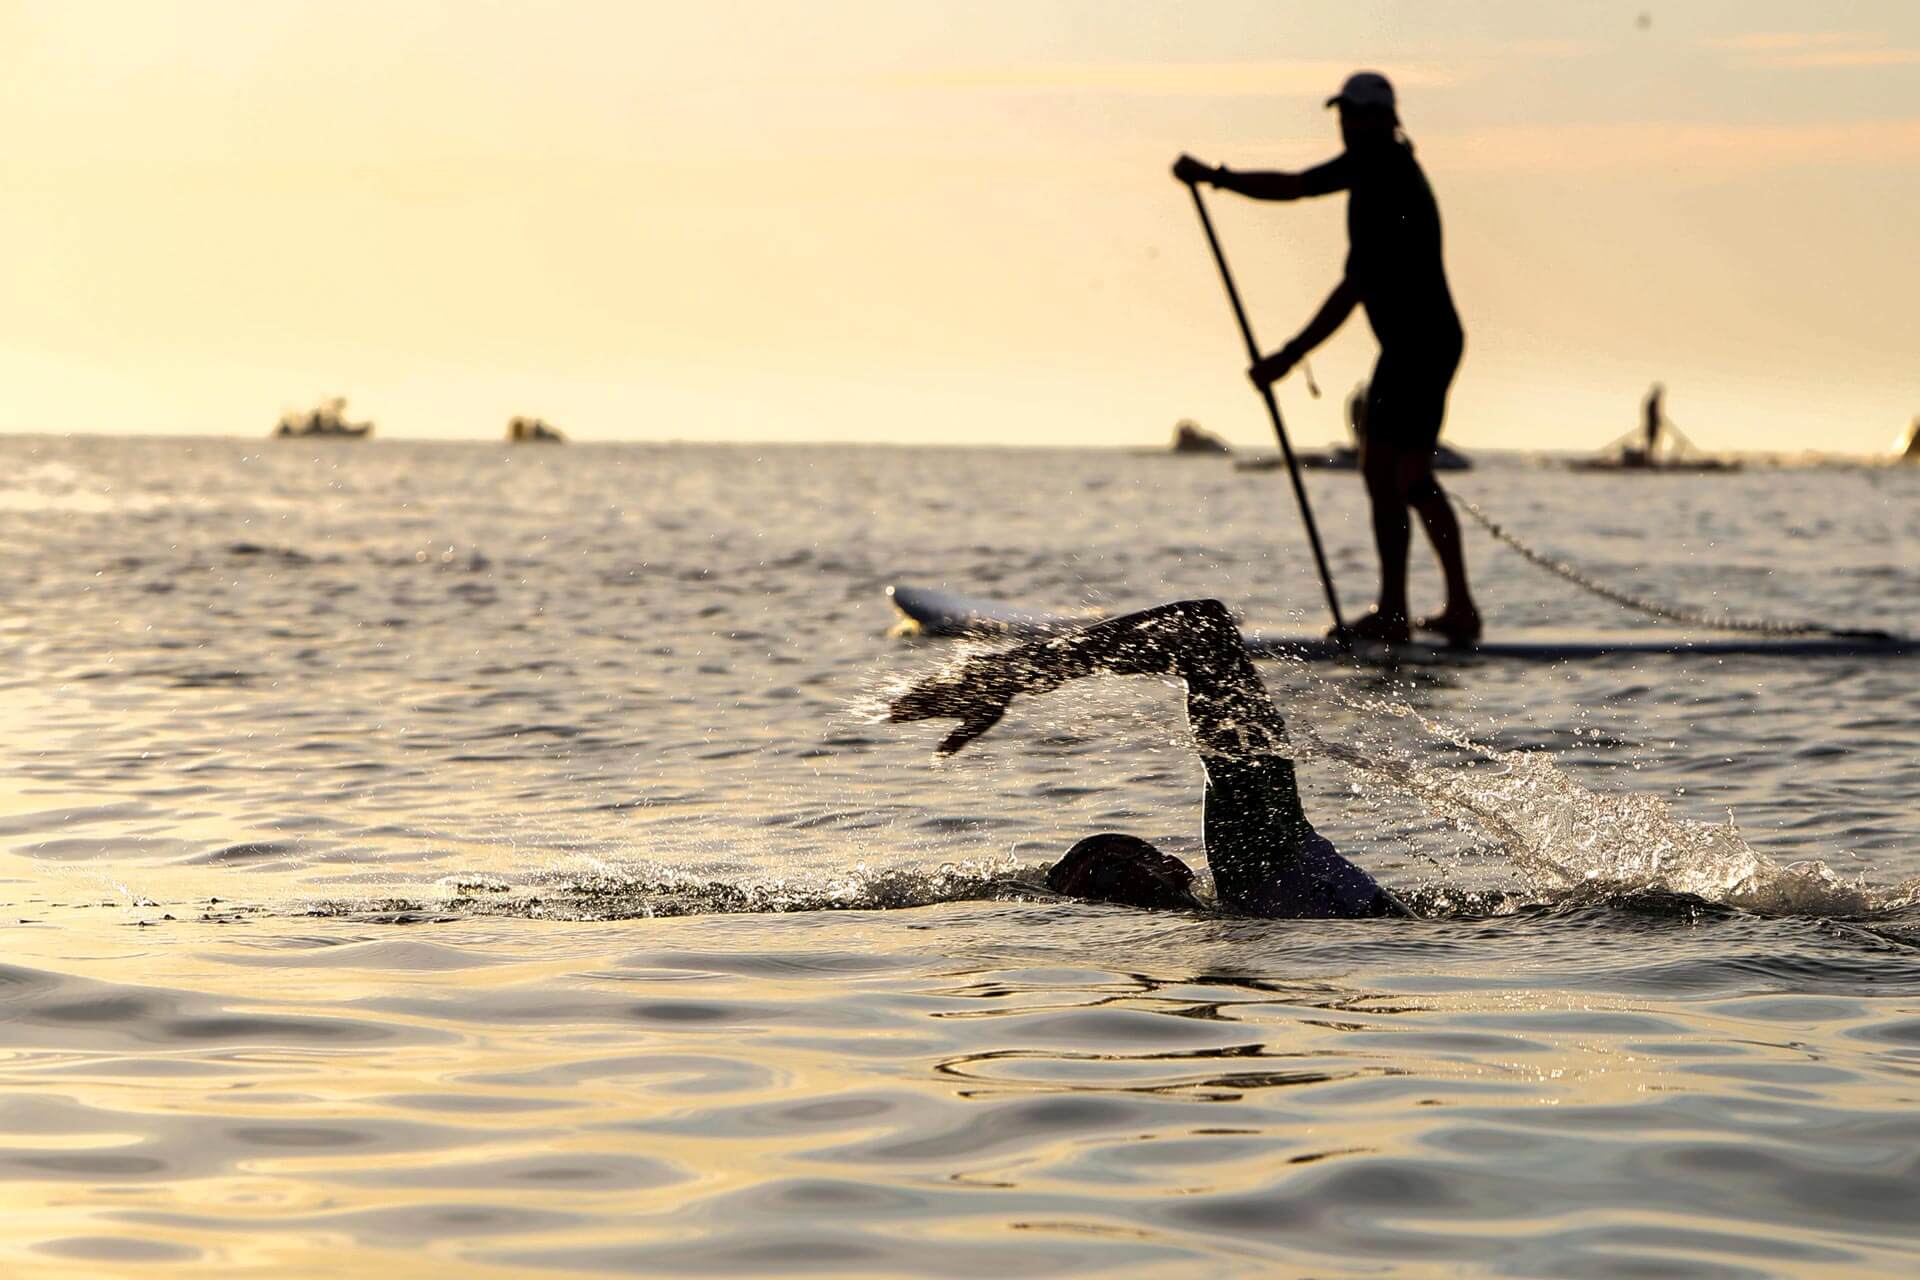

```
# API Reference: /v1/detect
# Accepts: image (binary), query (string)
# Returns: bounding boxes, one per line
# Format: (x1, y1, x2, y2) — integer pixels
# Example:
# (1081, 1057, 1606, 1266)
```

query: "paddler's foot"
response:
(1333, 608, 1412, 645)
(1416, 606, 1483, 648)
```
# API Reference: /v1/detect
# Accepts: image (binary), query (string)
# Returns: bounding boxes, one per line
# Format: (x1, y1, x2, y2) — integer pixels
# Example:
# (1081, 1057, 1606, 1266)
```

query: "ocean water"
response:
(2, 433, 1916, 1277)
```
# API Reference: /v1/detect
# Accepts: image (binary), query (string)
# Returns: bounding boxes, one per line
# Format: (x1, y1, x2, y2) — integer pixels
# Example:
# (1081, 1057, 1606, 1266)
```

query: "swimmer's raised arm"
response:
(889, 599, 1406, 919)
(888, 599, 1277, 758)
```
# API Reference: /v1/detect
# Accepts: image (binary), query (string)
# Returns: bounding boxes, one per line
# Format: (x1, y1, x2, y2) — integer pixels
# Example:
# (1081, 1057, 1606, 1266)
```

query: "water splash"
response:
(866, 642, 1915, 919)
(304, 859, 1052, 923)
(1293, 691, 1911, 917)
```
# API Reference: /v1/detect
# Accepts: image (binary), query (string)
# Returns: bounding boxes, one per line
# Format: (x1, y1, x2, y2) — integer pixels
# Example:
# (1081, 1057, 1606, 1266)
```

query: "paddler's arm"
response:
(1250, 277, 1360, 389)
(1173, 153, 1349, 201)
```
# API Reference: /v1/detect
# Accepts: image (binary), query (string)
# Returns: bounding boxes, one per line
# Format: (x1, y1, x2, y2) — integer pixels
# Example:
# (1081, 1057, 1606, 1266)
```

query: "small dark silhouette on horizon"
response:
(1174, 70, 1480, 646)
(1570, 384, 1739, 472)
(1170, 419, 1232, 455)
(508, 416, 567, 444)
(274, 397, 372, 439)
(1236, 379, 1470, 474)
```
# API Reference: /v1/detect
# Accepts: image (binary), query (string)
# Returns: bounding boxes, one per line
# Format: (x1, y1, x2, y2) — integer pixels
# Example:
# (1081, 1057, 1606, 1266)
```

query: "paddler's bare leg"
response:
(1354, 443, 1416, 643)
(1409, 463, 1480, 645)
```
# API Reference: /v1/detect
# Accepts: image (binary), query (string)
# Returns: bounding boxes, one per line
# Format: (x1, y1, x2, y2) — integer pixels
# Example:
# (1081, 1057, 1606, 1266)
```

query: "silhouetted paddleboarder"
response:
(889, 598, 1408, 919)
(1175, 71, 1481, 646)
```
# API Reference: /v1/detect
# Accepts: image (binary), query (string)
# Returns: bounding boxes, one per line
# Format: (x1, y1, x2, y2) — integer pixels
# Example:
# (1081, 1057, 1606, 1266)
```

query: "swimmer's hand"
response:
(887, 660, 1023, 754)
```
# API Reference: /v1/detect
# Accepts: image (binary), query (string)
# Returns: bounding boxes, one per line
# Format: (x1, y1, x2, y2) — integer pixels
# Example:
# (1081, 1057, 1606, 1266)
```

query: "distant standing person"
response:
(1643, 383, 1665, 459)
(1175, 71, 1480, 645)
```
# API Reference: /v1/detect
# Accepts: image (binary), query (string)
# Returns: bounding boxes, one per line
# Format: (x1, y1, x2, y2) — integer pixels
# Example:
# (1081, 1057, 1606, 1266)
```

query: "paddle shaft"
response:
(1183, 181, 1346, 637)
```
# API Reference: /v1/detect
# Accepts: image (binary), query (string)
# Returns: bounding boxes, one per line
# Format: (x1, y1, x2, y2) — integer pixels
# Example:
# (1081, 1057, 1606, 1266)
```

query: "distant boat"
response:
(1236, 441, 1471, 472)
(508, 416, 566, 444)
(274, 397, 371, 439)
(1233, 381, 1470, 472)
(1568, 451, 1739, 473)
(1569, 384, 1739, 472)
(1169, 419, 1232, 455)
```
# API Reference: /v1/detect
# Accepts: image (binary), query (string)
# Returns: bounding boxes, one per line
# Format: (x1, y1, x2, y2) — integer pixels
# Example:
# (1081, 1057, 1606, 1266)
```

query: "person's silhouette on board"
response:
(1175, 71, 1481, 646)
(1643, 383, 1665, 461)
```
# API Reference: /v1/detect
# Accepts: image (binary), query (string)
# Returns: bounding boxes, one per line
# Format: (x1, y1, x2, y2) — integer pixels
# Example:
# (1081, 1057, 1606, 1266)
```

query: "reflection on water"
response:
(1, 437, 1917, 1273)
(5, 906, 1919, 1275)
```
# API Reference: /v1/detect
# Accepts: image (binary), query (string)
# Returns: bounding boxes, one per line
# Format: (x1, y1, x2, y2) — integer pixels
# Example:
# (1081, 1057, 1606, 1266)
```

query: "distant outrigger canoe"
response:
(1568, 451, 1738, 473)
(1569, 385, 1739, 472)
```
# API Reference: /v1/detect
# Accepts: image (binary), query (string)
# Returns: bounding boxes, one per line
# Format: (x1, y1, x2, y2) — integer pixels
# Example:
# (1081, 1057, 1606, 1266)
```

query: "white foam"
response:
(1295, 694, 1900, 917)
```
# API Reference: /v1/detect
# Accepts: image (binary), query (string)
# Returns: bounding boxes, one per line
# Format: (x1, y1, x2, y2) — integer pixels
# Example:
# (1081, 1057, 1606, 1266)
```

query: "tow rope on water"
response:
(1452, 497, 1891, 641)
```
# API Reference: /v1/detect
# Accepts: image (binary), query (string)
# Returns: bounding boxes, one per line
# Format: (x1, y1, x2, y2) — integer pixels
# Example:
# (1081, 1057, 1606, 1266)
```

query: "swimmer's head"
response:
(1047, 834, 1202, 910)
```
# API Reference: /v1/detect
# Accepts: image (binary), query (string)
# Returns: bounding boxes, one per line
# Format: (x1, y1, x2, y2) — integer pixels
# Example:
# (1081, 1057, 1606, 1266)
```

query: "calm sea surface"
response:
(2, 434, 1917, 1277)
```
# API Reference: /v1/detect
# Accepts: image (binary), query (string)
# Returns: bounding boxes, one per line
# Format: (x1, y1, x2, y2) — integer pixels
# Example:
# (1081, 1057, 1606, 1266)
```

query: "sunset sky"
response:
(4, 0, 1916, 452)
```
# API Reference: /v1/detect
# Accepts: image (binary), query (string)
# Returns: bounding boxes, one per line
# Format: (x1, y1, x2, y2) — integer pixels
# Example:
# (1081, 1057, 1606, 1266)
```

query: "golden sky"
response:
(3, 0, 1916, 452)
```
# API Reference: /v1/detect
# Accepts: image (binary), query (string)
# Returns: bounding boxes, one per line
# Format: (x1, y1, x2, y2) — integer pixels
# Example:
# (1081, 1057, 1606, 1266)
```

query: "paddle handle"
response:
(1184, 181, 1347, 639)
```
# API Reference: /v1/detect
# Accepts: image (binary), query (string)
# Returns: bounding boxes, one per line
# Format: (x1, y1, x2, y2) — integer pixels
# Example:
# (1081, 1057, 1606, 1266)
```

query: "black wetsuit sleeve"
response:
(892, 599, 1404, 918)
(1013, 602, 1397, 919)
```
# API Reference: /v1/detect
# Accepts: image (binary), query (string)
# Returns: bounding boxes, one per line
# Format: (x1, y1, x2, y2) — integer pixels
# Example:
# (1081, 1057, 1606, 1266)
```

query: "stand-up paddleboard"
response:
(886, 584, 1919, 663)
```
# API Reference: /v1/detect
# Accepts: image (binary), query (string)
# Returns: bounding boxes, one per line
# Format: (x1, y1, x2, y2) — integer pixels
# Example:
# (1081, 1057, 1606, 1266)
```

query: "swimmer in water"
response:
(888, 599, 1408, 918)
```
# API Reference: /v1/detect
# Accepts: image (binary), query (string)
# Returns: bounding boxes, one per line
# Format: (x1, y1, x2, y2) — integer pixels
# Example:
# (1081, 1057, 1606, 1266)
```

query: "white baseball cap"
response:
(1325, 71, 1396, 111)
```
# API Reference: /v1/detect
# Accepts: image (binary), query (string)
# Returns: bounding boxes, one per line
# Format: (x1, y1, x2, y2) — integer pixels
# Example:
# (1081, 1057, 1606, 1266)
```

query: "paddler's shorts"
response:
(1366, 334, 1463, 454)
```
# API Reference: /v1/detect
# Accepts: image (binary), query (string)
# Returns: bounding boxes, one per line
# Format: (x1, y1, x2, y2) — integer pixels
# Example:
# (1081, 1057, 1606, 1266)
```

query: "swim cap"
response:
(1048, 834, 1199, 910)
